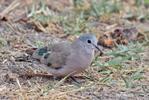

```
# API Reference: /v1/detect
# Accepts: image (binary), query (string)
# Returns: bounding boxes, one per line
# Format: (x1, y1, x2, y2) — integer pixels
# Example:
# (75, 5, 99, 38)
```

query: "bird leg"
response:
(69, 76, 83, 84)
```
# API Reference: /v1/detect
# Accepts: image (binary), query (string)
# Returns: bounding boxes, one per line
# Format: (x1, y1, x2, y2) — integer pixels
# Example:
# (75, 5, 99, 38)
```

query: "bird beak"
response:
(92, 43, 100, 50)
(94, 44, 100, 51)
(92, 43, 103, 55)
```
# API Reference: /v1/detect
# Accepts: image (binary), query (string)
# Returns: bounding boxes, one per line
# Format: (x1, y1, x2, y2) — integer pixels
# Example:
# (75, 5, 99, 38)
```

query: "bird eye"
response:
(87, 40, 91, 43)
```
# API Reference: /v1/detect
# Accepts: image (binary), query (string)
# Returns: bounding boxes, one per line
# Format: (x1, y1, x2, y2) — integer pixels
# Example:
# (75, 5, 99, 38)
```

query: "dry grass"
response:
(0, 0, 149, 100)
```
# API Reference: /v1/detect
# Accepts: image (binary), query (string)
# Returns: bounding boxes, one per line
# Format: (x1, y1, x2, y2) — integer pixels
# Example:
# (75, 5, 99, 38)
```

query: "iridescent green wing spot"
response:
(38, 47, 48, 56)
(44, 53, 50, 59)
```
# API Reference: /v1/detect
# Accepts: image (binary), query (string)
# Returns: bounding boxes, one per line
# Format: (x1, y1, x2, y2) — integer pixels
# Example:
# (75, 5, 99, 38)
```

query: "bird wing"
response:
(32, 46, 50, 60)
(35, 42, 71, 69)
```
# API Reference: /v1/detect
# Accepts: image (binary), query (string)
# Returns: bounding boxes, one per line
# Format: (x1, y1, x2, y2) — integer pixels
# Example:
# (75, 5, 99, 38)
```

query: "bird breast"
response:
(80, 49, 94, 68)
(66, 48, 94, 72)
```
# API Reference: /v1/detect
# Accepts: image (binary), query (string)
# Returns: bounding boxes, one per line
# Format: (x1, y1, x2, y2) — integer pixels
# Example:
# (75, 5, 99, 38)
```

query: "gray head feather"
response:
(76, 33, 101, 51)
(79, 33, 98, 45)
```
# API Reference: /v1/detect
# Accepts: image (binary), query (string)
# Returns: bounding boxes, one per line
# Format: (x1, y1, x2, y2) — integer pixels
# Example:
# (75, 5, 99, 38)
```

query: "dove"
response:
(32, 33, 102, 78)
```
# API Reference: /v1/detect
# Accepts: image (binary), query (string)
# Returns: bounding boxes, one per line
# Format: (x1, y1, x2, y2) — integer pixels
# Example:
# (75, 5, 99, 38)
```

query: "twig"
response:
(0, 0, 20, 18)
(19, 73, 53, 78)
(19, 73, 87, 79)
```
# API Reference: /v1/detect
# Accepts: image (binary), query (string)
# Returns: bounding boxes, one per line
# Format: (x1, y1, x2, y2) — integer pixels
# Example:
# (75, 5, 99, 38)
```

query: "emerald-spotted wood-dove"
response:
(32, 33, 101, 77)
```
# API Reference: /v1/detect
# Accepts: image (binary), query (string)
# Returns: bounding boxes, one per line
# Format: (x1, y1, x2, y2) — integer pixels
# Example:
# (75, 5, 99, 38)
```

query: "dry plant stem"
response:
(0, 0, 20, 18)
(20, 73, 87, 79)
